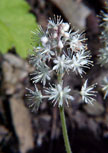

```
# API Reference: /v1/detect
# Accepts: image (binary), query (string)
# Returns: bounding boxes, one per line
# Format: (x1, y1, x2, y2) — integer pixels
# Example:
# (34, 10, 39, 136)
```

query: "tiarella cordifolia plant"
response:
(98, 5, 108, 99)
(26, 16, 97, 153)
(98, 9, 108, 67)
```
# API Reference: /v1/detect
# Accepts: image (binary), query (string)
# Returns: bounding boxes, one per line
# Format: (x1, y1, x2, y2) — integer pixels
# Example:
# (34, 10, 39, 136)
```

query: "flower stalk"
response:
(59, 106, 72, 153)
(57, 68, 72, 153)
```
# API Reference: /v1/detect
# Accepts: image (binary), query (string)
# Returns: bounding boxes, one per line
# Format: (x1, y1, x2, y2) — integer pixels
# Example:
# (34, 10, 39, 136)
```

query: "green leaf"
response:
(0, 0, 37, 58)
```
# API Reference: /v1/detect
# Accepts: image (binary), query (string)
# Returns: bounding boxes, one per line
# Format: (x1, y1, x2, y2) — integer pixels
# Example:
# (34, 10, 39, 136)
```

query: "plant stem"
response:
(59, 106, 72, 153)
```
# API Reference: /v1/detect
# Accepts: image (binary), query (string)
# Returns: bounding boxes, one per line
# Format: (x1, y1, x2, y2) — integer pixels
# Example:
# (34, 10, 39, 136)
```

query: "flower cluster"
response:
(98, 8, 108, 67)
(98, 5, 108, 100)
(26, 16, 97, 111)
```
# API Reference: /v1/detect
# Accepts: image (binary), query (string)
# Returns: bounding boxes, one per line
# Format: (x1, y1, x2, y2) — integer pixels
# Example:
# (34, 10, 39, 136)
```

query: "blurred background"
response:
(0, 0, 108, 153)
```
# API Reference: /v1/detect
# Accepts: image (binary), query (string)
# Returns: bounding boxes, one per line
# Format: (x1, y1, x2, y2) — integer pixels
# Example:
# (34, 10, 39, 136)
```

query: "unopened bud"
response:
(58, 40, 63, 49)
(63, 32, 70, 38)
(54, 26, 58, 30)
(61, 29, 65, 35)
(41, 36, 48, 44)
(53, 32, 58, 38)
(62, 23, 70, 32)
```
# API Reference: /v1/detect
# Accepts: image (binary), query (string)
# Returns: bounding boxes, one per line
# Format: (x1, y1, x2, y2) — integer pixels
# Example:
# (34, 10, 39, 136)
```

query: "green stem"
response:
(59, 106, 72, 153)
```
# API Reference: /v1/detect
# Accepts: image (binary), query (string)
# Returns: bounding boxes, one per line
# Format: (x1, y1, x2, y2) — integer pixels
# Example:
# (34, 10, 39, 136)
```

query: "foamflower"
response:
(71, 50, 93, 76)
(80, 80, 97, 104)
(45, 83, 74, 107)
(31, 63, 51, 86)
(26, 85, 43, 111)
(27, 15, 96, 111)
(53, 54, 72, 74)
(69, 30, 87, 52)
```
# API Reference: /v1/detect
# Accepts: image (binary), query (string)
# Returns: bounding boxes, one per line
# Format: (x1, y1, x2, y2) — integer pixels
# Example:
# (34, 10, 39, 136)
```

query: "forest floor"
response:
(0, 0, 108, 153)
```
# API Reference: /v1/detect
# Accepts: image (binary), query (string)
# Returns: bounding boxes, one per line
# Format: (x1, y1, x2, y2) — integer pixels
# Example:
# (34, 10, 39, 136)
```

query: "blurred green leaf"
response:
(0, 0, 37, 58)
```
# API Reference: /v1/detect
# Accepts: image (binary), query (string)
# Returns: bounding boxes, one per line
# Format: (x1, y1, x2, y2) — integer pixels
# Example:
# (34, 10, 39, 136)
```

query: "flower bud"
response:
(58, 40, 63, 49)
(53, 32, 58, 38)
(41, 36, 48, 44)
(63, 32, 70, 38)
(62, 23, 70, 31)
(54, 26, 58, 30)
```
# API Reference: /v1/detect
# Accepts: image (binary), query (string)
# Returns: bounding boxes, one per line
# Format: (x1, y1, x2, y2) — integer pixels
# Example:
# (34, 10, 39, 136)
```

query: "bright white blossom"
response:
(45, 83, 74, 107)
(71, 50, 93, 76)
(80, 80, 97, 104)
(53, 54, 72, 74)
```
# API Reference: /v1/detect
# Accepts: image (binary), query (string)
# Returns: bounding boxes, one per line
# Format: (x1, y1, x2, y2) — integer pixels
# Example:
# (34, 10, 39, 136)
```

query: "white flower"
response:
(80, 80, 97, 104)
(71, 50, 93, 76)
(45, 83, 74, 107)
(53, 54, 72, 74)
(31, 63, 51, 86)
(69, 30, 87, 52)
(101, 77, 108, 99)
(26, 85, 43, 111)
